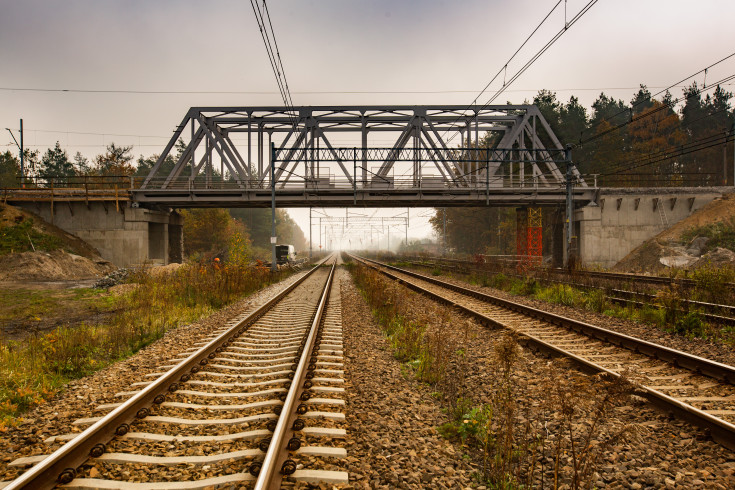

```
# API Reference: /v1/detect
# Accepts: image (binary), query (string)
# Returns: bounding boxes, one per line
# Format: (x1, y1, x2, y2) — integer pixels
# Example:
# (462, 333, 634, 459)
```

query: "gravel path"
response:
(339, 268, 476, 489)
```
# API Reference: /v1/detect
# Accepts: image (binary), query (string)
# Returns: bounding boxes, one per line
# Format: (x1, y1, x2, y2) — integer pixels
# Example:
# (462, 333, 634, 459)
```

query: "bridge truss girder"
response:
(134, 105, 592, 208)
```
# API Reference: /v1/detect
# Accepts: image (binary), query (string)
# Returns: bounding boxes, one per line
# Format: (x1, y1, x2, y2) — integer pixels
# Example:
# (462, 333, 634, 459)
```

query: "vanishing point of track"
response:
(352, 254, 735, 450)
(5, 255, 346, 489)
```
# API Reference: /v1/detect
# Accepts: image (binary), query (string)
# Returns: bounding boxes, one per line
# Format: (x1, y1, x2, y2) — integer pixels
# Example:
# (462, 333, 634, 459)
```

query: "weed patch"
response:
(0, 262, 283, 427)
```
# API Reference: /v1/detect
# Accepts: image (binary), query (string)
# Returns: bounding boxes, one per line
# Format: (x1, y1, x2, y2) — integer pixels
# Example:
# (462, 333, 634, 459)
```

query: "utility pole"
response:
(442, 208, 447, 256)
(19, 119, 23, 184)
(564, 145, 574, 269)
(309, 208, 312, 261)
(270, 143, 277, 272)
(5, 120, 24, 186)
(725, 130, 729, 187)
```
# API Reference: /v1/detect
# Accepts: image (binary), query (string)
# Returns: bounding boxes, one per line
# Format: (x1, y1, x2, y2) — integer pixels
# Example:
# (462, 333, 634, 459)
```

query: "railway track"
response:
(398, 256, 735, 326)
(350, 254, 735, 450)
(399, 254, 735, 290)
(3, 255, 347, 489)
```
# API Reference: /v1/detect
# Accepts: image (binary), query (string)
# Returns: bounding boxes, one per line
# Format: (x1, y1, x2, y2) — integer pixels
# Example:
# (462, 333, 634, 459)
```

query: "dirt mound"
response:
(148, 263, 184, 277)
(614, 191, 735, 273)
(0, 203, 116, 281)
(0, 203, 103, 259)
(0, 249, 114, 281)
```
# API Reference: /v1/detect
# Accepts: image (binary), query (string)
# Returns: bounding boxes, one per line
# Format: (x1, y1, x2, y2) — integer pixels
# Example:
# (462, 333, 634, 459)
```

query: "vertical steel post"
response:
(442, 208, 447, 256)
(564, 145, 574, 269)
(486, 148, 490, 205)
(271, 142, 277, 272)
(19, 119, 24, 184)
(309, 207, 312, 261)
(191, 119, 195, 180)
(724, 130, 728, 186)
(406, 208, 409, 247)
(353, 147, 357, 205)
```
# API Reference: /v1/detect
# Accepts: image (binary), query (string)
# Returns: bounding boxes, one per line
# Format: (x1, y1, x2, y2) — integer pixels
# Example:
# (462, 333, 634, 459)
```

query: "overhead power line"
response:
(573, 51, 735, 148)
(598, 129, 734, 178)
(3, 85, 733, 96)
(443, 0, 600, 146)
(249, 0, 296, 124)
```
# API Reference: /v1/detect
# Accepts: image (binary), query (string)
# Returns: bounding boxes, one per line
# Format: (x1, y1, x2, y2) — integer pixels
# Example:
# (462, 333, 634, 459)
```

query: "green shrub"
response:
(584, 289, 608, 313)
(535, 284, 583, 307)
(490, 273, 511, 290)
(674, 311, 706, 337)
(689, 265, 735, 304)
(0, 219, 63, 255)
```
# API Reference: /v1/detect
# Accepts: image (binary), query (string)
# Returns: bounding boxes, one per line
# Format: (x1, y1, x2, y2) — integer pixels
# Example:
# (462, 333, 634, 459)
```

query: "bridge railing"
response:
(136, 174, 577, 192)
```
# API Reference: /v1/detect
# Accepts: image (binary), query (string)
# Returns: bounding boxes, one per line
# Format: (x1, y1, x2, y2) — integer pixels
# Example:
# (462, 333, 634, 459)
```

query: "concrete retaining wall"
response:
(575, 187, 727, 268)
(15, 201, 182, 268)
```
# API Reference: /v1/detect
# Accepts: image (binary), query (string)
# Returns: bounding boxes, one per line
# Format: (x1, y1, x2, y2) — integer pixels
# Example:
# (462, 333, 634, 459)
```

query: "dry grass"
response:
(0, 262, 284, 428)
(348, 260, 635, 488)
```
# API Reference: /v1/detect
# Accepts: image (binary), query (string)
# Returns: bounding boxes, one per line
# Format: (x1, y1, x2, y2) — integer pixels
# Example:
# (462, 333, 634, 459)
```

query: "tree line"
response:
(433, 83, 734, 256)
(0, 141, 306, 260)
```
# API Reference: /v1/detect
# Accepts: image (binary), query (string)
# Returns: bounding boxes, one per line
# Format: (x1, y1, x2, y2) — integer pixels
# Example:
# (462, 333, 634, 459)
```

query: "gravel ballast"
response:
(344, 261, 735, 488)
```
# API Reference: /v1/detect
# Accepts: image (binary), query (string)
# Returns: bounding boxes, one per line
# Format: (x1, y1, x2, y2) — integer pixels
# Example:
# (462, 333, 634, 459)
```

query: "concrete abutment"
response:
(573, 187, 727, 269)
(15, 201, 183, 268)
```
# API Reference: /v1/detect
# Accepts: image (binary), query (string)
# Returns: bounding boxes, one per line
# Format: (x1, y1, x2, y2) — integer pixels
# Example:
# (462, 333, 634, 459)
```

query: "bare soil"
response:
(0, 249, 114, 282)
(0, 286, 119, 342)
(0, 204, 114, 281)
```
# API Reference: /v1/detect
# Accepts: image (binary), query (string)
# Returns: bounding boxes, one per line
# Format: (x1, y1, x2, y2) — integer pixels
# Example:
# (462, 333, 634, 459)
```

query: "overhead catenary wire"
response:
(438, 0, 566, 144)
(597, 129, 734, 178)
(3, 85, 734, 96)
(572, 52, 735, 149)
(249, 0, 296, 126)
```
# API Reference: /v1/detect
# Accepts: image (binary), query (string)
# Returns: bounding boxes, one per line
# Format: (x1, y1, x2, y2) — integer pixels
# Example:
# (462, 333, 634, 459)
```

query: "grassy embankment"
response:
(0, 218, 63, 255)
(346, 258, 632, 488)
(0, 263, 284, 428)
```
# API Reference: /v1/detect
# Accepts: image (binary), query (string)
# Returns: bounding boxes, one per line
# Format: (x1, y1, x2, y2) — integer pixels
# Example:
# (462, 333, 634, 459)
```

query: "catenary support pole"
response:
(309, 207, 312, 261)
(19, 119, 24, 185)
(271, 143, 277, 272)
(564, 145, 574, 269)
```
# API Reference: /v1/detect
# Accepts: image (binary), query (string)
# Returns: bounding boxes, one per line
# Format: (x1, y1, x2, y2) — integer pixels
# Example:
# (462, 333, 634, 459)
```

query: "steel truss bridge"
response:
(134, 105, 596, 208)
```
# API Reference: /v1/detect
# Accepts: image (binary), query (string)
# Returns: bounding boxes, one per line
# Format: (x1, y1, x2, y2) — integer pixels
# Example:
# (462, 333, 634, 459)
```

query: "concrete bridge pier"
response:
(14, 201, 183, 268)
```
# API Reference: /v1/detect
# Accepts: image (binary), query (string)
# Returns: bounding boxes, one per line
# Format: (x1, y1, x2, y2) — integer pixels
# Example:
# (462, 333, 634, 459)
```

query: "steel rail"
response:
(350, 254, 735, 450)
(4, 256, 332, 490)
(400, 257, 735, 325)
(399, 254, 735, 289)
(255, 261, 336, 489)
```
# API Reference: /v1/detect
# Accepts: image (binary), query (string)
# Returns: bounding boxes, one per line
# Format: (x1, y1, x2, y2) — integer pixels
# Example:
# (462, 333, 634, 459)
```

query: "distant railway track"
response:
(4, 255, 347, 490)
(397, 256, 735, 326)
(350, 255, 735, 450)
(399, 255, 735, 290)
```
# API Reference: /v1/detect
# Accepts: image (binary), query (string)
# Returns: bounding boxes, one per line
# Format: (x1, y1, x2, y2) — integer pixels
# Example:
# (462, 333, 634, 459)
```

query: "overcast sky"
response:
(2, 0, 734, 245)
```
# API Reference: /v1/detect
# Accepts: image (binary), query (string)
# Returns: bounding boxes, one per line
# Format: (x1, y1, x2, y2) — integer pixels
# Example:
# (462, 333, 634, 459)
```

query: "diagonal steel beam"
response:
(317, 128, 353, 185)
(197, 115, 248, 184)
(163, 126, 206, 188)
(144, 110, 195, 188)
(376, 120, 414, 178)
